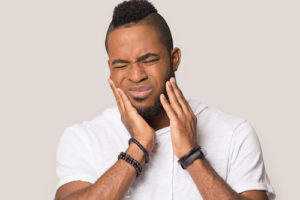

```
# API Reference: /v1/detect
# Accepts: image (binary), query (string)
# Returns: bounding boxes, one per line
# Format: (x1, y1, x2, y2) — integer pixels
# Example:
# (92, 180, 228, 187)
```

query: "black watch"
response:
(178, 146, 205, 169)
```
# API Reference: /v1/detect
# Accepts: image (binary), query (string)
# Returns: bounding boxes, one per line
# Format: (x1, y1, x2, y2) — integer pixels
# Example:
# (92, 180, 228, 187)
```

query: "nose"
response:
(128, 63, 148, 83)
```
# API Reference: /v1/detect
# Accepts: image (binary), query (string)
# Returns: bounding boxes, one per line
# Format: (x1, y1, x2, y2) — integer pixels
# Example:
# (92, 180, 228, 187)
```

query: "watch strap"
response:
(178, 146, 205, 169)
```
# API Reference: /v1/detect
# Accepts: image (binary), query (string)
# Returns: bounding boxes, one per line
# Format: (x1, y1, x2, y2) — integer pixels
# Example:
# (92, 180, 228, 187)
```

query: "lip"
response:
(127, 86, 153, 99)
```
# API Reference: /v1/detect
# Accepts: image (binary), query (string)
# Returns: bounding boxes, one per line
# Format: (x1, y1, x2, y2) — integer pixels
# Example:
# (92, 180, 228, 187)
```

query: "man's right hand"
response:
(55, 80, 155, 200)
(108, 78, 156, 153)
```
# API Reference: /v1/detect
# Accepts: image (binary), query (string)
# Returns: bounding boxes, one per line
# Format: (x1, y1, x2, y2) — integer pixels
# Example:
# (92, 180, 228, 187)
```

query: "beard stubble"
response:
(133, 69, 174, 123)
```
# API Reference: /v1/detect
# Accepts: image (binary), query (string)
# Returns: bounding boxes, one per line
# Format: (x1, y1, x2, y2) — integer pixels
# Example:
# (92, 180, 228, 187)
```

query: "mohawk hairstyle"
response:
(105, 0, 173, 53)
(112, 0, 157, 27)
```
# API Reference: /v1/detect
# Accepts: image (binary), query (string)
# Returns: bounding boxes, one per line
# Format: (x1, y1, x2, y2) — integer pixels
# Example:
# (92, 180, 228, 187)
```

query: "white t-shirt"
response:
(56, 99, 275, 199)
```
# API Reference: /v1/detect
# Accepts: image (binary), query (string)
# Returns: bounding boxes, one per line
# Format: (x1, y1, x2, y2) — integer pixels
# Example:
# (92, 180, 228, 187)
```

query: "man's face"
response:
(107, 25, 174, 120)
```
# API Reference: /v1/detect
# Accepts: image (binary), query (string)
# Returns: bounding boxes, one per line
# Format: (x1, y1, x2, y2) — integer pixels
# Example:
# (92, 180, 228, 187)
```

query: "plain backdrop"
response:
(0, 0, 299, 199)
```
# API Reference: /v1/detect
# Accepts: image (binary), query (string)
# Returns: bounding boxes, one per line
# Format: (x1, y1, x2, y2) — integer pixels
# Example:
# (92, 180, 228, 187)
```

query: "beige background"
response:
(0, 0, 299, 199)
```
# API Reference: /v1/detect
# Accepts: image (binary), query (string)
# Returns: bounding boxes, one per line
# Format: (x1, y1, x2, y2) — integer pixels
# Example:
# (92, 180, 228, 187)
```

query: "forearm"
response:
(62, 144, 145, 200)
(187, 159, 248, 200)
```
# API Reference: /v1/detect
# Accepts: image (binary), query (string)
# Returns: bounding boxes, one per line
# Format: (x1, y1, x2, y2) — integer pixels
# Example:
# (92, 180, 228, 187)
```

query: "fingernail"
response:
(170, 77, 176, 83)
(166, 81, 170, 87)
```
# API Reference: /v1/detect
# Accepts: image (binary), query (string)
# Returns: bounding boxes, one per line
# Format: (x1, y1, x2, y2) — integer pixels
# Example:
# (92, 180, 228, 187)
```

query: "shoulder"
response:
(188, 99, 247, 134)
(58, 106, 123, 146)
(190, 100, 262, 160)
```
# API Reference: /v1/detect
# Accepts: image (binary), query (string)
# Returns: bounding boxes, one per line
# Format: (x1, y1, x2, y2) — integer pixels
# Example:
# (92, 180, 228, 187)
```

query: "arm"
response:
(187, 159, 268, 200)
(55, 143, 145, 200)
(160, 77, 268, 200)
(55, 79, 155, 200)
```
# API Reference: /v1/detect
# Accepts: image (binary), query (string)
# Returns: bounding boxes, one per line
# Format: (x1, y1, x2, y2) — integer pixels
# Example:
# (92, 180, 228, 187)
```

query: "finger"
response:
(166, 81, 183, 116)
(117, 88, 138, 115)
(160, 93, 178, 121)
(108, 78, 125, 113)
(170, 77, 193, 114)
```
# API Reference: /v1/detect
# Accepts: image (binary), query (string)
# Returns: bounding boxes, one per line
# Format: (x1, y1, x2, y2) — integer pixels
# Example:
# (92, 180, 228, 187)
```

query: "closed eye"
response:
(143, 58, 159, 64)
(113, 65, 127, 69)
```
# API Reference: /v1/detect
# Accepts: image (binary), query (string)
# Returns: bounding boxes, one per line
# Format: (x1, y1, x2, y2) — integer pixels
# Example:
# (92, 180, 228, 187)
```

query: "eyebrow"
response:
(112, 59, 130, 65)
(137, 53, 159, 62)
(111, 53, 159, 65)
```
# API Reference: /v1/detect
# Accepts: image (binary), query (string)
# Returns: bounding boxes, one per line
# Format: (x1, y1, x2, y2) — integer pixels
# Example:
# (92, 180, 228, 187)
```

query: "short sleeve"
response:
(227, 122, 276, 199)
(56, 125, 98, 189)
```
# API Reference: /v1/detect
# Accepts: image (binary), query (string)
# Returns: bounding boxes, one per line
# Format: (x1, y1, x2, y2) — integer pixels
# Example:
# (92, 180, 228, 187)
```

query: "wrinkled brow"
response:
(112, 59, 130, 65)
(137, 53, 159, 62)
(112, 53, 159, 65)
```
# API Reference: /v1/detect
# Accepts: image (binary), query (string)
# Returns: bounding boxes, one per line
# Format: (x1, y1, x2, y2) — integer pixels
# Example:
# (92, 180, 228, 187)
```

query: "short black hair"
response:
(112, 0, 157, 27)
(105, 0, 173, 53)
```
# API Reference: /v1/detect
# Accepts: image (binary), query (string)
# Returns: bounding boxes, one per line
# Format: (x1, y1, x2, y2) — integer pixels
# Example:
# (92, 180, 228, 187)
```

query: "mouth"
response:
(127, 86, 153, 99)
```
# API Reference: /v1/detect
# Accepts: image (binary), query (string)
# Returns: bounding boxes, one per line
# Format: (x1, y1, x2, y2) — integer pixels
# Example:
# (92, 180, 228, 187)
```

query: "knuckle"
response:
(180, 114, 186, 121)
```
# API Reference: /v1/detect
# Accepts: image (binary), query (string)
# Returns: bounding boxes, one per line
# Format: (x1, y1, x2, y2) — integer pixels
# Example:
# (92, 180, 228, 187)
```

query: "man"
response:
(55, 1, 275, 199)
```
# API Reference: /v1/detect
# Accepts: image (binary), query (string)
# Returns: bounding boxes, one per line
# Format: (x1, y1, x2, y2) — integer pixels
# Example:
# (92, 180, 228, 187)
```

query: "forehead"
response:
(107, 25, 164, 59)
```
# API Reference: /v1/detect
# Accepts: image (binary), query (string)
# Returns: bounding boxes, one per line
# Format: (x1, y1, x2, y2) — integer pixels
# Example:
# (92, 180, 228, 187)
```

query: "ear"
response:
(170, 47, 181, 72)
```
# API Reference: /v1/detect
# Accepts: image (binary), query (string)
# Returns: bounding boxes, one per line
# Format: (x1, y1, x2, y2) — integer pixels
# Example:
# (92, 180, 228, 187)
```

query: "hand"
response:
(160, 77, 198, 158)
(108, 79, 156, 153)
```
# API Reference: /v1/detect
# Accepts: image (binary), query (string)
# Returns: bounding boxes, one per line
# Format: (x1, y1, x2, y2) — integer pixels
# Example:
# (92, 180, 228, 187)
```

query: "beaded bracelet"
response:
(128, 138, 150, 164)
(118, 152, 142, 177)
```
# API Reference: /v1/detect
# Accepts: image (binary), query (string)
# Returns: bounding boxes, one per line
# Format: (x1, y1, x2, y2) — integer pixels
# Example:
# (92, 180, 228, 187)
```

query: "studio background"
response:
(0, 0, 299, 199)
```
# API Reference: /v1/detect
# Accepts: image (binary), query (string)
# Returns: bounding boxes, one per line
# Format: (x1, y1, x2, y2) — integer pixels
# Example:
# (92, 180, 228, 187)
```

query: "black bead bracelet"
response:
(118, 152, 142, 177)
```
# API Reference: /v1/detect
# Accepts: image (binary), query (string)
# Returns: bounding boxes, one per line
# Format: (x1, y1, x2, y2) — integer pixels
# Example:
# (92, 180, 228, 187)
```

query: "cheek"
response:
(110, 71, 126, 87)
(151, 67, 170, 90)
(156, 62, 172, 80)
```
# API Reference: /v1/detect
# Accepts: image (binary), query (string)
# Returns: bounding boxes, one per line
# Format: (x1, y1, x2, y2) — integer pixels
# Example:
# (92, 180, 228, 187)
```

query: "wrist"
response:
(186, 158, 205, 170)
(134, 137, 154, 153)
(118, 152, 142, 177)
(129, 138, 150, 163)
(126, 143, 145, 164)
(176, 144, 197, 158)
(178, 146, 205, 169)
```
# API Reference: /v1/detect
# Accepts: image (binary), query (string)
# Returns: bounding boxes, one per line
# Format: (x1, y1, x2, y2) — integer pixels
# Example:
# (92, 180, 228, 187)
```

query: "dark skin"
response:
(55, 24, 268, 200)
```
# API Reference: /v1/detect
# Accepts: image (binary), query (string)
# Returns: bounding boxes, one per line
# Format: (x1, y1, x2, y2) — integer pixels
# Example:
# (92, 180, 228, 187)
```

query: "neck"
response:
(147, 109, 170, 131)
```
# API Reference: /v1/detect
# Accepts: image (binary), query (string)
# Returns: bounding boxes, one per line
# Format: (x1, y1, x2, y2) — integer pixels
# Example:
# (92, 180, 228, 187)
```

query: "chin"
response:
(134, 101, 163, 122)
(132, 97, 154, 107)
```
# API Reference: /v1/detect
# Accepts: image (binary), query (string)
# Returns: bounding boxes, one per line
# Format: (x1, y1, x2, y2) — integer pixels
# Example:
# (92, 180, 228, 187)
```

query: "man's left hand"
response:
(160, 77, 198, 158)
